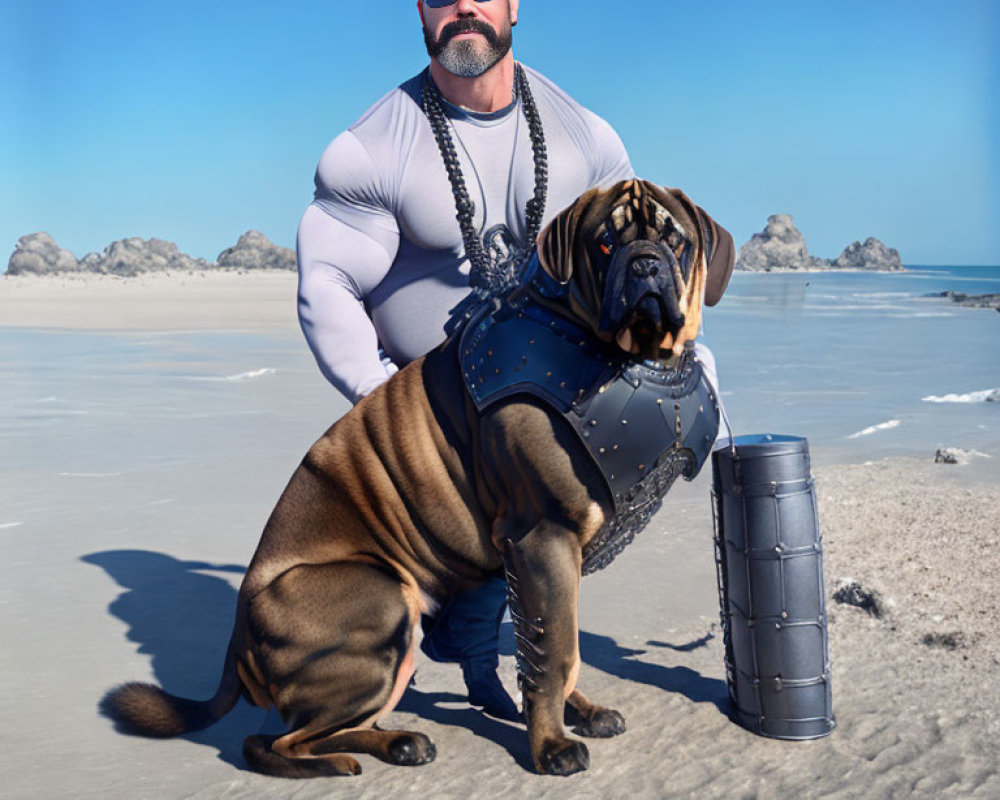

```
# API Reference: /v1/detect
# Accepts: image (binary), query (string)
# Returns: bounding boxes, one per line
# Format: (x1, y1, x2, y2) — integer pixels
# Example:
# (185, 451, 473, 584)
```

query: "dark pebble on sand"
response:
(833, 581, 883, 617)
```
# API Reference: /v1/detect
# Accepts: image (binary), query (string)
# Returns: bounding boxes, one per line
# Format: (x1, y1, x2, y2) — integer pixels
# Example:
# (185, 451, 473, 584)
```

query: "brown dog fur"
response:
(101, 180, 733, 777)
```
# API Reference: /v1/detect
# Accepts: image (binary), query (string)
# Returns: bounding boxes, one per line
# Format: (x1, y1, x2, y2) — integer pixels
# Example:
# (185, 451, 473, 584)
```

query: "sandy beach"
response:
(1, 272, 997, 799)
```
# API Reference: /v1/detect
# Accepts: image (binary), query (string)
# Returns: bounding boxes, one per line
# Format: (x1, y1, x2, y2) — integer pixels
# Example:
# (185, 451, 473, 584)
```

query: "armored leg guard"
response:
(711, 434, 835, 740)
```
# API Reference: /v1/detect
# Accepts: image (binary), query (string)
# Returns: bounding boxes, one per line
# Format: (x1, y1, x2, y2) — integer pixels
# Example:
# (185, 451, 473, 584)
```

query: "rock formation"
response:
(6, 232, 79, 275)
(216, 230, 295, 271)
(737, 217, 905, 271)
(5, 230, 294, 276)
(736, 215, 828, 271)
(80, 237, 213, 276)
(834, 238, 903, 270)
(931, 291, 1000, 312)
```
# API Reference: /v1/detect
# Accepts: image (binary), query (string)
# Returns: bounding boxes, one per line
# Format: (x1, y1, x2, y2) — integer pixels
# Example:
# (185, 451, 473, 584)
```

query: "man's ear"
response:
(657, 185, 734, 307)
(537, 187, 600, 284)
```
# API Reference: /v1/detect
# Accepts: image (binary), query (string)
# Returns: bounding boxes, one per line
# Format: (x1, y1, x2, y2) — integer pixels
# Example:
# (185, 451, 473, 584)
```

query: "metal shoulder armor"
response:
(457, 252, 721, 574)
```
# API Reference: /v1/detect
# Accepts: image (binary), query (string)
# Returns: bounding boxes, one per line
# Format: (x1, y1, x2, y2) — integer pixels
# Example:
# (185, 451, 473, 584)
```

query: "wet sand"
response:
(1, 271, 996, 799)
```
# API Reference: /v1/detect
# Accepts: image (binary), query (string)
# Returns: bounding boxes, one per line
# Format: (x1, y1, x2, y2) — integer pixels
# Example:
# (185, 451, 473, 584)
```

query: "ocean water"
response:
(0, 265, 997, 510)
(702, 265, 1000, 474)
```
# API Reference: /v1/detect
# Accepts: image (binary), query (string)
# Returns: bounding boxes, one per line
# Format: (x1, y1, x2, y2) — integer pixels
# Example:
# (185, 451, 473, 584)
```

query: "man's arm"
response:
(296, 132, 401, 405)
(584, 111, 635, 187)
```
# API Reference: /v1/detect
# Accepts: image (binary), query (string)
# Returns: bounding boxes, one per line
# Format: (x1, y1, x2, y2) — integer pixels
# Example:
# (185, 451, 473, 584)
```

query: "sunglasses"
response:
(424, 0, 493, 7)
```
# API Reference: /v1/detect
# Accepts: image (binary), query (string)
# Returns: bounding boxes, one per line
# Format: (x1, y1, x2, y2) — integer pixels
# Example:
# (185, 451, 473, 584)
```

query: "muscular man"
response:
(296, 0, 717, 720)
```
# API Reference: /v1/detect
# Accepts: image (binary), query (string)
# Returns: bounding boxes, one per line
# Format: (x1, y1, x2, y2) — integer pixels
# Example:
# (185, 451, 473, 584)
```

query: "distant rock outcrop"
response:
(7, 232, 79, 275)
(930, 291, 1000, 312)
(80, 237, 213, 276)
(5, 230, 294, 276)
(834, 238, 903, 270)
(216, 230, 295, 271)
(736, 214, 827, 271)
(737, 217, 904, 271)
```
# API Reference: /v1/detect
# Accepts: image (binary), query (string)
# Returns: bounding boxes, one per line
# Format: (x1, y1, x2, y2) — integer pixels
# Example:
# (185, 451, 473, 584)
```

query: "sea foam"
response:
(191, 368, 277, 382)
(922, 388, 999, 404)
(848, 420, 901, 439)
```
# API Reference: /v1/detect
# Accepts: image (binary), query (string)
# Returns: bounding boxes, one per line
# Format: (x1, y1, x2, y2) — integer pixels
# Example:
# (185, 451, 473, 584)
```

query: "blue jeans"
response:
(420, 576, 507, 664)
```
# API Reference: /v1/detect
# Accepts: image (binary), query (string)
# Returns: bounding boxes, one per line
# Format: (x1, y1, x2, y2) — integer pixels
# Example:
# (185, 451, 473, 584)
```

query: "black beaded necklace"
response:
(422, 63, 548, 295)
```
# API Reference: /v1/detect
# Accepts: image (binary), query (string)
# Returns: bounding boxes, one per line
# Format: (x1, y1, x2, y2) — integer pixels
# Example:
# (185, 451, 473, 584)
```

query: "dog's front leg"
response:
(501, 524, 589, 776)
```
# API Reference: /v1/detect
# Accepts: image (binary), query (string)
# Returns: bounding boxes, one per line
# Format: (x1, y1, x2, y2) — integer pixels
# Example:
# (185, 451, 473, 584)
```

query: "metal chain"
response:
(422, 63, 548, 293)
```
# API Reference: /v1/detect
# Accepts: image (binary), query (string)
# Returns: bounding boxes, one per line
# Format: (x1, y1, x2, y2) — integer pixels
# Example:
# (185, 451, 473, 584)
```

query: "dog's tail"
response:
(100, 647, 242, 738)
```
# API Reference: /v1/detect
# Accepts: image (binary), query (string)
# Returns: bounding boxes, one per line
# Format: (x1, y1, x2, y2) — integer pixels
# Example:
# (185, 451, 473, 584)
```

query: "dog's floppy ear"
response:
(536, 187, 601, 283)
(697, 207, 734, 307)
(658, 186, 734, 307)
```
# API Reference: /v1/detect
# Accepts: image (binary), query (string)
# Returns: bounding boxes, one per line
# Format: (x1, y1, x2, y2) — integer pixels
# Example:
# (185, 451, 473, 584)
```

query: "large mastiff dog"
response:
(103, 179, 734, 777)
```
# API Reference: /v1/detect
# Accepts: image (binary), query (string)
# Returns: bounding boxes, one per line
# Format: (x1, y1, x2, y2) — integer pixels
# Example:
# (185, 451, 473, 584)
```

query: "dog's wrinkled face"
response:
(538, 180, 733, 360)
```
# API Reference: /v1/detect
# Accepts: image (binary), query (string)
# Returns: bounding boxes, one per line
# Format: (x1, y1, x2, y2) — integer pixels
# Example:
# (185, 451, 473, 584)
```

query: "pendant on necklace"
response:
(479, 223, 528, 296)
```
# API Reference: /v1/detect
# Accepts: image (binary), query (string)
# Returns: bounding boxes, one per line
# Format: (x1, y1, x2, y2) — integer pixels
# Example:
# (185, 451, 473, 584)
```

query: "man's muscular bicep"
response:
(296, 206, 397, 404)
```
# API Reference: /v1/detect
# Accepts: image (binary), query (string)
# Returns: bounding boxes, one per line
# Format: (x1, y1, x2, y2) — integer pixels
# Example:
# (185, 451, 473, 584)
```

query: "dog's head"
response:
(537, 179, 734, 359)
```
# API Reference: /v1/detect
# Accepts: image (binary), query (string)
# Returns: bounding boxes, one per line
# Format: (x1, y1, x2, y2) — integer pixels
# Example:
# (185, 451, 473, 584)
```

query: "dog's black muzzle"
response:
(599, 240, 685, 341)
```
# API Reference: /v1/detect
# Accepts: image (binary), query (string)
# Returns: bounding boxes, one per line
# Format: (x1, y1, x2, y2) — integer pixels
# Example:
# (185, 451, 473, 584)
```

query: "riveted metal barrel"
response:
(711, 434, 835, 740)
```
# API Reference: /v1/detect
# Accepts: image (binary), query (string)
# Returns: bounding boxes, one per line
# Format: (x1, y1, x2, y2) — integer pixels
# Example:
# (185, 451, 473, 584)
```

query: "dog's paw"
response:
(538, 737, 590, 776)
(571, 707, 626, 739)
(388, 733, 437, 766)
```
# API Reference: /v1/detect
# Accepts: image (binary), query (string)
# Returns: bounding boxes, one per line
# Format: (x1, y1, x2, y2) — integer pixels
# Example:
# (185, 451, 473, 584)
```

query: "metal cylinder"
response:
(711, 434, 835, 740)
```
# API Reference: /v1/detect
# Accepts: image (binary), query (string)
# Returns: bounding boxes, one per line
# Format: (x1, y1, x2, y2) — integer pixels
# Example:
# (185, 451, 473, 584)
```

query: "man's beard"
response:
(423, 17, 513, 78)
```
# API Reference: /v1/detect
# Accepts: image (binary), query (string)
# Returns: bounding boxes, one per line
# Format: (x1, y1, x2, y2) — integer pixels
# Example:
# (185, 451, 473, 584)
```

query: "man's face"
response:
(420, 0, 517, 79)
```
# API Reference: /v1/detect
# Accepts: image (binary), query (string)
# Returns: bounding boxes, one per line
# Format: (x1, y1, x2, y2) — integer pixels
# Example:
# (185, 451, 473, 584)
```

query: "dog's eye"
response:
(667, 231, 682, 249)
(599, 231, 614, 256)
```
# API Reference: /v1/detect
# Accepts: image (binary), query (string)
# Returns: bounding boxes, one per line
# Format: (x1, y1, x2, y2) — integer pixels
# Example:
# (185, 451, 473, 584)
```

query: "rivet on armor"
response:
(560, 381, 567, 388)
(529, 338, 535, 344)
(589, 419, 598, 427)
(621, 419, 628, 425)
(657, 398, 663, 405)
(487, 349, 493, 357)
(471, 364, 476, 371)
(781, 611, 788, 619)
(674, 402, 681, 411)
(599, 447, 606, 454)
(494, 368, 500, 375)
(638, 463, 645, 471)
(775, 622, 781, 629)
(546, 371, 552, 378)
(612, 443, 619, 451)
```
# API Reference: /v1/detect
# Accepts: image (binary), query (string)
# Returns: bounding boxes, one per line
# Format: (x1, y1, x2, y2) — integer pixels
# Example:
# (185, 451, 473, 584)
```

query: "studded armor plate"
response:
(458, 253, 721, 574)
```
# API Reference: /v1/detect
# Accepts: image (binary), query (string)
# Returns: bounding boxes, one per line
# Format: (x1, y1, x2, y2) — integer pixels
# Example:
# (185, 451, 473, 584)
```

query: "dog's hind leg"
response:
(240, 560, 434, 777)
(243, 734, 362, 777)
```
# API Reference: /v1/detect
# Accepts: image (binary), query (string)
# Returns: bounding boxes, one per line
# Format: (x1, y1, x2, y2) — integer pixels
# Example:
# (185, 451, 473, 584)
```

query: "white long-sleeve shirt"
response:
(296, 64, 634, 403)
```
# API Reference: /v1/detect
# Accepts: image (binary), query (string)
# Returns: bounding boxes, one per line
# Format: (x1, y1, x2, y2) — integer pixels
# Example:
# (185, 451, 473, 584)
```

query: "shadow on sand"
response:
(86, 548, 727, 774)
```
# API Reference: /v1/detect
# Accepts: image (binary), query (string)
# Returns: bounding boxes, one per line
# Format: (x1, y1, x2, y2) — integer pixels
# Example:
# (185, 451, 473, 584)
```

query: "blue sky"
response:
(2, 0, 998, 266)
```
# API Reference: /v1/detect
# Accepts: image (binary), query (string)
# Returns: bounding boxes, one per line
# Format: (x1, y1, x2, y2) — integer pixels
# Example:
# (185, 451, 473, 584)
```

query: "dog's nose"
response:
(629, 258, 660, 278)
